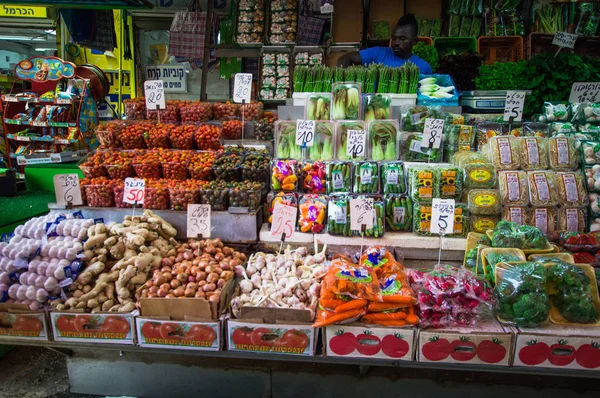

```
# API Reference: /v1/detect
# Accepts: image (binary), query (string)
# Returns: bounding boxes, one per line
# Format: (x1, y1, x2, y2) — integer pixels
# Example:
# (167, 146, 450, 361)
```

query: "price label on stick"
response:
(295, 120, 315, 147)
(233, 73, 252, 103)
(271, 203, 297, 238)
(53, 174, 82, 206)
(430, 198, 455, 235)
(347, 130, 366, 158)
(552, 32, 578, 49)
(350, 198, 374, 230)
(123, 178, 145, 205)
(187, 204, 211, 238)
(569, 82, 600, 104)
(144, 80, 165, 110)
(504, 91, 526, 122)
(421, 118, 444, 149)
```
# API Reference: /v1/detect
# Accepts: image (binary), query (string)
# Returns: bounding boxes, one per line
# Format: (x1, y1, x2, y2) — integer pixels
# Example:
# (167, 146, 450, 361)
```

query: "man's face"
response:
(391, 25, 417, 58)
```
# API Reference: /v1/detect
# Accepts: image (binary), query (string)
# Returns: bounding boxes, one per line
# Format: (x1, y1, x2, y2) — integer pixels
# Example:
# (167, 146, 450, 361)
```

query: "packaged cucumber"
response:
(353, 161, 380, 194)
(327, 194, 352, 236)
(353, 195, 385, 238)
(326, 161, 352, 194)
(384, 194, 413, 232)
(409, 166, 439, 204)
(381, 161, 406, 194)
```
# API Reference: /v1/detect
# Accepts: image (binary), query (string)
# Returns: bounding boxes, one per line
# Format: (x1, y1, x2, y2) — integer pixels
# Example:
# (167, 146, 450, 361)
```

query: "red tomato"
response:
(101, 316, 131, 334)
(548, 340, 576, 366)
(476, 338, 507, 364)
(421, 336, 451, 361)
(329, 331, 356, 356)
(275, 330, 309, 351)
(74, 315, 98, 333)
(141, 322, 162, 339)
(185, 325, 217, 343)
(231, 327, 253, 346)
(381, 333, 409, 358)
(450, 337, 477, 361)
(251, 327, 278, 347)
(159, 323, 183, 339)
(356, 331, 381, 356)
(56, 315, 76, 332)
(576, 342, 600, 369)
(13, 316, 43, 333)
(518, 340, 550, 366)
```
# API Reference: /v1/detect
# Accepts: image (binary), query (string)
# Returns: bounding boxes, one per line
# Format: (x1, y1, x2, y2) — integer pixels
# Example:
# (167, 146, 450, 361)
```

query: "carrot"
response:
(367, 302, 410, 312)
(319, 298, 347, 311)
(380, 295, 415, 305)
(335, 299, 368, 312)
(312, 308, 364, 328)
(365, 319, 407, 327)
(405, 306, 419, 325)
(361, 310, 407, 322)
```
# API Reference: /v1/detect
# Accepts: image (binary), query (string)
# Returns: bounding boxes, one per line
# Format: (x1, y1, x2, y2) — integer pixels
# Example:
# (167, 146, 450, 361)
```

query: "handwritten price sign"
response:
(421, 118, 444, 149)
(347, 130, 366, 158)
(350, 198, 374, 230)
(430, 198, 455, 234)
(187, 204, 211, 238)
(504, 91, 526, 122)
(569, 82, 600, 104)
(53, 174, 82, 206)
(295, 120, 315, 147)
(270, 203, 297, 238)
(123, 178, 145, 205)
(233, 73, 253, 103)
(552, 32, 578, 49)
(144, 80, 165, 110)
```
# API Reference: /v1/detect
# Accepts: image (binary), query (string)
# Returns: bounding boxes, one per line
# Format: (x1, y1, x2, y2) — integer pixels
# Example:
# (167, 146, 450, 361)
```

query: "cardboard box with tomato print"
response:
(0, 304, 50, 342)
(50, 311, 135, 344)
(417, 319, 514, 366)
(323, 324, 416, 360)
(513, 324, 600, 370)
(227, 307, 317, 356)
(136, 298, 221, 351)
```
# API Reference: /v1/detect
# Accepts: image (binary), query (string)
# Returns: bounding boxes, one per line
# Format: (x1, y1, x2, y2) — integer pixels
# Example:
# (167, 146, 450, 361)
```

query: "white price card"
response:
(421, 118, 444, 149)
(233, 73, 253, 103)
(430, 198, 455, 235)
(350, 198, 374, 230)
(347, 130, 366, 158)
(552, 32, 578, 49)
(569, 82, 600, 104)
(53, 174, 82, 206)
(504, 91, 526, 122)
(144, 80, 165, 110)
(295, 120, 315, 147)
(123, 178, 145, 205)
(187, 204, 211, 238)
(270, 202, 297, 239)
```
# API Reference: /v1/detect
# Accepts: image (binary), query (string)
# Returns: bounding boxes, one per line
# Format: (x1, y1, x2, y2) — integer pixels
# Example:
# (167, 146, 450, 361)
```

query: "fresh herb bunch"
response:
(412, 42, 440, 72)
(547, 263, 599, 324)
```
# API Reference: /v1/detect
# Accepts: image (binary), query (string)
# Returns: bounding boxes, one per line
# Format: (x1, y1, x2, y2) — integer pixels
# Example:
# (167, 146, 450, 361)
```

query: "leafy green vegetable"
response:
(372, 20, 391, 40)
(412, 42, 440, 72)
(547, 263, 599, 324)
(490, 221, 549, 250)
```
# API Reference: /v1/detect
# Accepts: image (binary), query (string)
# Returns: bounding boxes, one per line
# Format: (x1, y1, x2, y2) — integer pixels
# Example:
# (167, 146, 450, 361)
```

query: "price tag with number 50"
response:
(187, 204, 211, 238)
(53, 174, 82, 206)
(123, 178, 145, 205)
(430, 198, 455, 234)
(270, 203, 297, 239)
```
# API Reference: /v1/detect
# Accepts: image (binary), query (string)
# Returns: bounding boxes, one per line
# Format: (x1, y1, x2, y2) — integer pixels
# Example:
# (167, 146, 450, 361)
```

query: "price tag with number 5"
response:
(504, 91, 526, 122)
(270, 203, 297, 239)
(430, 198, 455, 234)
(53, 174, 82, 206)
(123, 178, 145, 205)
(187, 204, 211, 238)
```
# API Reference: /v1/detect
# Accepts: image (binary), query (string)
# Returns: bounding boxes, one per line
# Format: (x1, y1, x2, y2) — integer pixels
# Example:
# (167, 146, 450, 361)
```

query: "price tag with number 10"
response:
(295, 120, 315, 147)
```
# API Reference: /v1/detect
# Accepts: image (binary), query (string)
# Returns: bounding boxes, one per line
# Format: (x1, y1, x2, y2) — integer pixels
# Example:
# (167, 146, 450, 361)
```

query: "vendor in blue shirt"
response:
(337, 14, 432, 74)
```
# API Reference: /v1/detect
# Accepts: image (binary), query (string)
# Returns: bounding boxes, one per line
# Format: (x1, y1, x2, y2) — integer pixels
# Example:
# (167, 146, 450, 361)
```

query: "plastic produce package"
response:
(409, 166, 439, 204)
(520, 136, 548, 170)
(489, 136, 520, 170)
(498, 170, 529, 206)
(463, 163, 497, 189)
(271, 159, 299, 191)
(495, 262, 550, 327)
(540, 102, 570, 122)
(584, 167, 600, 193)
(413, 203, 468, 237)
(298, 194, 327, 233)
(581, 141, 600, 166)
(555, 171, 588, 207)
(527, 170, 558, 207)
(268, 192, 298, 227)
(476, 122, 503, 149)
(402, 106, 443, 133)
(385, 194, 413, 232)
(368, 120, 399, 161)
(327, 194, 351, 236)
(439, 166, 463, 200)
(331, 83, 362, 121)
(548, 136, 578, 170)
(335, 121, 368, 161)
(468, 189, 501, 215)
(301, 161, 326, 194)
(573, 103, 600, 123)
(326, 161, 352, 194)
(381, 161, 406, 194)
(558, 207, 587, 233)
(399, 132, 443, 162)
(275, 121, 302, 159)
(353, 161, 379, 194)
(502, 206, 529, 226)
(351, 195, 385, 238)
(530, 207, 557, 235)
(305, 94, 331, 121)
(308, 122, 335, 161)
(470, 215, 500, 234)
(481, 248, 526, 287)
(490, 221, 551, 250)
(364, 94, 392, 122)
(523, 122, 550, 138)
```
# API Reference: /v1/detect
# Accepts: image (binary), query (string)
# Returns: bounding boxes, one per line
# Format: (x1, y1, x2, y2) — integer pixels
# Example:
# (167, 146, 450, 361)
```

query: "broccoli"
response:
(465, 247, 478, 269)
(547, 263, 599, 324)
(492, 230, 522, 248)
(517, 225, 548, 249)
(490, 221, 549, 250)
(512, 292, 551, 327)
(478, 235, 492, 246)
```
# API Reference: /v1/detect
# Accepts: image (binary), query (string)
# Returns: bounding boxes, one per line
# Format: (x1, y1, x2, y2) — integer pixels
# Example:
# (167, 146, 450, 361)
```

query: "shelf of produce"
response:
(46, 206, 261, 243)
(2, 94, 76, 105)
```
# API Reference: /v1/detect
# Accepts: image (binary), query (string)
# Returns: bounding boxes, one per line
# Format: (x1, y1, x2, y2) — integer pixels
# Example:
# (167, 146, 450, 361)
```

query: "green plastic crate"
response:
(433, 37, 477, 57)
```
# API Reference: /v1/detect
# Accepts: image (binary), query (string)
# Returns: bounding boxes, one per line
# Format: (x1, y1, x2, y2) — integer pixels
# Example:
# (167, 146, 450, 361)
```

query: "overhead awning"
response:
(0, 0, 153, 9)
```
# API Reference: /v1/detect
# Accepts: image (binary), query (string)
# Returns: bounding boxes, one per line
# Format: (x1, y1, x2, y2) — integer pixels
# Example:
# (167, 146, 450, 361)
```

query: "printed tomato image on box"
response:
(51, 312, 134, 344)
(136, 319, 220, 351)
(513, 325, 600, 370)
(324, 325, 415, 360)
(417, 319, 514, 366)
(227, 320, 315, 356)
(0, 310, 49, 341)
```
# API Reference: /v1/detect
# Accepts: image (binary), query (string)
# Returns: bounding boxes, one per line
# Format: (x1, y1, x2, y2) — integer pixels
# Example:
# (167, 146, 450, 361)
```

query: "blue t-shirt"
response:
(359, 47, 432, 74)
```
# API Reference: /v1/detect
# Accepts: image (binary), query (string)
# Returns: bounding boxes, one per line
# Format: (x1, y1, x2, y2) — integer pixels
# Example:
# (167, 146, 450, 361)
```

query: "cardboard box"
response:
(136, 298, 221, 351)
(50, 311, 136, 344)
(323, 324, 415, 361)
(513, 323, 600, 370)
(417, 319, 514, 366)
(227, 307, 317, 356)
(0, 304, 50, 341)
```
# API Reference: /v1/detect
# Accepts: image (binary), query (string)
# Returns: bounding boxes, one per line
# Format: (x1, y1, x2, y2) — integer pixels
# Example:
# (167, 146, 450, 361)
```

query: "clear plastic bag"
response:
(581, 141, 600, 167)
(490, 220, 551, 250)
(547, 262, 600, 324)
